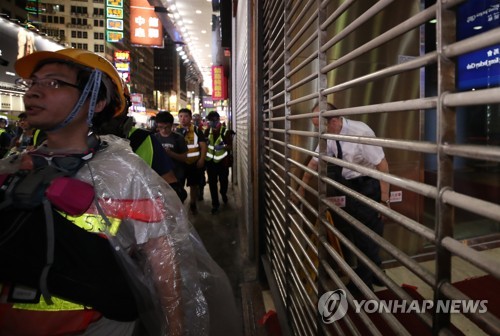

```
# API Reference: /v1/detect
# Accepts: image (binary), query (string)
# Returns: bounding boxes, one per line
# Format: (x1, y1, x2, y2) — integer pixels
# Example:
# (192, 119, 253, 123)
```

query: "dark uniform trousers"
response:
(329, 175, 383, 287)
(205, 160, 229, 208)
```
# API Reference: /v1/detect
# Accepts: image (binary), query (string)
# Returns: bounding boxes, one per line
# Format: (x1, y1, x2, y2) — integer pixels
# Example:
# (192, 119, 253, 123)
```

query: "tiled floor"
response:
(258, 238, 498, 335)
(380, 247, 500, 336)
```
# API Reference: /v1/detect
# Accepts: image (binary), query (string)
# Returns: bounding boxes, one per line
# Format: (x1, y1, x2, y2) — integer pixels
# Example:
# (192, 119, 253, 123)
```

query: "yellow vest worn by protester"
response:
(178, 124, 200, 165)
(206, 127, 228, 163)
(127, 127, 154, 166)
(33, 128, 43, 147)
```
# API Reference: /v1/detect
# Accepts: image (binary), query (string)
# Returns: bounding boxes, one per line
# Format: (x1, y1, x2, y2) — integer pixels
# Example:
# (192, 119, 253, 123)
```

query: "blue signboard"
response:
(456, 0, 500, 91)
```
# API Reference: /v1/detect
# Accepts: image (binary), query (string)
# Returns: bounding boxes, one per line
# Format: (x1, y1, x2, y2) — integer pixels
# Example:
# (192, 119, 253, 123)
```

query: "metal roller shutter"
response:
(233, 0, 500, 334)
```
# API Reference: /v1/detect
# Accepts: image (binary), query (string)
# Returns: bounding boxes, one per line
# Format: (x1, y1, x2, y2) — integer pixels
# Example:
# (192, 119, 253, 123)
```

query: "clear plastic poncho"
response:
(0, 135, 241, 336)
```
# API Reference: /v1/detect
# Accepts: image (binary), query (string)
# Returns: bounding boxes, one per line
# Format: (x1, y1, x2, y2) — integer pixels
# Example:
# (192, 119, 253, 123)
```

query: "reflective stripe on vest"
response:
(33, 129, 42, 147)
(206, 128, 228, 163)
(11, 212, 122, 312)
(13, 295, 89, 311)
(62, 212, 122, 236)
(179, 125, 200, 164)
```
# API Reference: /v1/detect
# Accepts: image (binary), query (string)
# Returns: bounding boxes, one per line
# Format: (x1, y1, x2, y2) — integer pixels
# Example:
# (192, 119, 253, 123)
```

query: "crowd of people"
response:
(152, 109, 234, 215)
(0, 113, 35, 158)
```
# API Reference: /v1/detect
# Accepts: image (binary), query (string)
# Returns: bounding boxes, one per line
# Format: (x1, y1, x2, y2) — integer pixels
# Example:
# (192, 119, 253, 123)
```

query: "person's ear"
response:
(94, 99, 107, 113)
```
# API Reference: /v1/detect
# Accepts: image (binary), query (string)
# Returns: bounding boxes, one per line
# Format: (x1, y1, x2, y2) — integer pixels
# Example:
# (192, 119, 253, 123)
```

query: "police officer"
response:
(204, 111, 235, 214)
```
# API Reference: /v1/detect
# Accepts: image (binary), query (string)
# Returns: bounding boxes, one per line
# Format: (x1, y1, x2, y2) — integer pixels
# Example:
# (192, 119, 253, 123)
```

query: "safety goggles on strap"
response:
(29, 152, 92, 174)
(28, 132, 101, 173)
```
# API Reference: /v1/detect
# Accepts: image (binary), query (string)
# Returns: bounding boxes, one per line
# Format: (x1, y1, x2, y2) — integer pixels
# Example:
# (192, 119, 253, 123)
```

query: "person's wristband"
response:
(382, 199, 390, 206)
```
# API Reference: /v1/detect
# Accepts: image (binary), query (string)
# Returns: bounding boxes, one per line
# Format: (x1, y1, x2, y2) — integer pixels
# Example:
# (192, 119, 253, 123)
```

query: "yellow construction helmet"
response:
(15, 48, 126, 116)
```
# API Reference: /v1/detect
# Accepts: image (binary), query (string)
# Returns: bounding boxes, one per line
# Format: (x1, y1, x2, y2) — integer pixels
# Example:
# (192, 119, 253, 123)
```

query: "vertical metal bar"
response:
(250, 0, 260, 265)
(256, 0, 267, 288)
(266, 0, 276, 276)
(283, 0, 293, 329)
(259, 0, 276, 296)
(433, 1, 456, 334)
(316, 1, 329, 335)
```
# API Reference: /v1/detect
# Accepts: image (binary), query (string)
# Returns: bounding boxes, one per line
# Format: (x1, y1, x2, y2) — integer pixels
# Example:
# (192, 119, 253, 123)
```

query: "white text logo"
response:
(318, 292, 488, 323)
(318, 289, 348, 323)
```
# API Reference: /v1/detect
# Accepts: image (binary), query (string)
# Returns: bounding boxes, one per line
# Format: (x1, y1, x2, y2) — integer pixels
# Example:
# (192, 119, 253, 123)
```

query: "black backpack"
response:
(0, 204, 139, 321)
(0, 150, 164, 333)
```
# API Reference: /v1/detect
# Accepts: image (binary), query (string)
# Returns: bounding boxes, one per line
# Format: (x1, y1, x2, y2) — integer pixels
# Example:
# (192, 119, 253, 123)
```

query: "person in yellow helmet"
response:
(0, 49, 241, 336)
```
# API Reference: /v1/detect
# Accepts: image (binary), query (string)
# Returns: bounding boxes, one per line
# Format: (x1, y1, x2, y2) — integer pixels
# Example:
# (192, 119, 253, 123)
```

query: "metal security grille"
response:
(233, 0, 254, 257)
(249, 0, 500, 335)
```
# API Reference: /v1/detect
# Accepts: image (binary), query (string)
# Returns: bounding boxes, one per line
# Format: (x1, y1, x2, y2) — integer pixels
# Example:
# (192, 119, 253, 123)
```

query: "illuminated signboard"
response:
(211, 66, 227, 100)
(114, 50, 130, 61)
(107, 0, 123, 7)
(130, 93, 143, 105)
(130, 0, 163, 47)
(107, 18, 123, 31)
(119, 72, 130, 83)
(107, 31, 124, 42)
(0, 17, 62, 85)
(106, 0, 123, 42)
(107, 7, 123, 19)
(114, 50, 130, 83)
(202, 97, 214, 108)
(115, 62, 130, 72)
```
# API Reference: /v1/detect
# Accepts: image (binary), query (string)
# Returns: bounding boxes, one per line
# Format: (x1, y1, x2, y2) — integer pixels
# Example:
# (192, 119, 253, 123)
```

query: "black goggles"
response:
(29, 151, 94, 173)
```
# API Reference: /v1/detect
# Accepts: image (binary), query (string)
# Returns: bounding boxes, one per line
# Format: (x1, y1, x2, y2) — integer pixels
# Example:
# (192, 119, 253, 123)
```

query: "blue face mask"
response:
(209, 120, 220, 128)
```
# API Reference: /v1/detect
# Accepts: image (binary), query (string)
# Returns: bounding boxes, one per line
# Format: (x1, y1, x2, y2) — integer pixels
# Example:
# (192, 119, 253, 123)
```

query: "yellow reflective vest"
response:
(206, 127, 229, 163)
(178, 124, 201, 165)
(128, 127, 154, 167)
